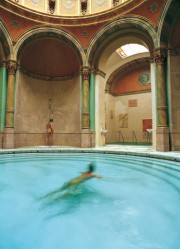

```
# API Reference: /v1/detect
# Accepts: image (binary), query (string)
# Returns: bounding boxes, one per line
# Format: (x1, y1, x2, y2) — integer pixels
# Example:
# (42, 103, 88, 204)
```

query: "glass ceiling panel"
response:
(117, 44, 149, 59)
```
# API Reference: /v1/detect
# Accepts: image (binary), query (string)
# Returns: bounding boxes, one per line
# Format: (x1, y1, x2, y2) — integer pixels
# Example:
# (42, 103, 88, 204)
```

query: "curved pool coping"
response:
(0, 145, 180, 162)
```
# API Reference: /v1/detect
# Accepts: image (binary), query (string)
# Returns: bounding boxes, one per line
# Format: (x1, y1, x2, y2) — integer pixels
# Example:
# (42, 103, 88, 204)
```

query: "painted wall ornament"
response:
(138, 72, 150, 85)
(95, 0, 106, 6)
(150, 3, 158, 13)
(81, 0, 88, 15)
(31, 0, 42, 3)
(82, 30, 88, 37)
(62, 0, 76, 10)
(119, 114, 128, 128)
(49, 0, 56, 14)
(11, 20, 19, 29)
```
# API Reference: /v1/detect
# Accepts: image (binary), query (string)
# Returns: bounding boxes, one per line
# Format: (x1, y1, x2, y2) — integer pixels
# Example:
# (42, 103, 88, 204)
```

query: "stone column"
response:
(89, 70, 95, 132)
(154, 48, 170, 151)
(82, 67, 90, 129)
(80, 67, 94, 147)
(3, 60, 17, 149)
(0, 61, 7, 132)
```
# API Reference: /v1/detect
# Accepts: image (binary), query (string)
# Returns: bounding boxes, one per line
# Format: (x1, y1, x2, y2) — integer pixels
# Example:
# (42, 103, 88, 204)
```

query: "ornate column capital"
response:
(0, 60, 6, 67)
(81, 67, 90, 80)
(153, 48, 167, 65)
(6, 60, 17, 75)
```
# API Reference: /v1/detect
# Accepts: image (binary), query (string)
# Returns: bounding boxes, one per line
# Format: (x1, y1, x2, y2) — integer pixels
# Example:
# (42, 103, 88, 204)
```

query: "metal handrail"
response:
(119, 131, 124, 145)
(132, 130, 137, 144)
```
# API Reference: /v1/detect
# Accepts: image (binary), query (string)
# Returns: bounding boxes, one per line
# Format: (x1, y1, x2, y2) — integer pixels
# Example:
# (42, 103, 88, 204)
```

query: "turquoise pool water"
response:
(0, 153, 180, 249)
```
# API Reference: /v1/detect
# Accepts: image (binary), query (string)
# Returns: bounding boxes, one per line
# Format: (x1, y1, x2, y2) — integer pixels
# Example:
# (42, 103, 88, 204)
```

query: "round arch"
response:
(158, 0, 180, 47)
(87, 16, 157, 69)
(106, 56, 150, 93)
(0, 21, 13, 60)
(157, 0, 180, 151)
(13, 26, 86, 65)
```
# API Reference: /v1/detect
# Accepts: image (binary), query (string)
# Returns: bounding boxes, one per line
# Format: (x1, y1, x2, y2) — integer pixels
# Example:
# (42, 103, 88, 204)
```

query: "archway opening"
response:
(88, 23, 154, 147)
(15, 36, 82, 147)
(105, 43, 152, 146)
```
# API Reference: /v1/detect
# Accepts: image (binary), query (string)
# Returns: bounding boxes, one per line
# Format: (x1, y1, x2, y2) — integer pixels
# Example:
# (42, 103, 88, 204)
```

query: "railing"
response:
(119, 131, 124, 145)
(132, 130, 137, 145)
(106, 130, 153, 145)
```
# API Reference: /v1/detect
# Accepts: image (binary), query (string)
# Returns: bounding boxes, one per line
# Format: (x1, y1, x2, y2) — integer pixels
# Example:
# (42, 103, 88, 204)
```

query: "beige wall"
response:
(95, 75, 106, 146)
(169, 54, 180, 150)
(15, 72, 81, 147)
(105, 92, 152, 144)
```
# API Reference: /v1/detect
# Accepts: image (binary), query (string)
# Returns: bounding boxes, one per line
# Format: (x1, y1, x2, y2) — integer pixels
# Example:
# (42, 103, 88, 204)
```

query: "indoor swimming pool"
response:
(0, 153, 179, 249)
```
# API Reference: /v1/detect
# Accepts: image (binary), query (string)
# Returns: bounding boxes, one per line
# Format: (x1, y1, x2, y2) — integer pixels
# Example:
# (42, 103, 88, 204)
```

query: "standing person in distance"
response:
(46, 118, 53, 146)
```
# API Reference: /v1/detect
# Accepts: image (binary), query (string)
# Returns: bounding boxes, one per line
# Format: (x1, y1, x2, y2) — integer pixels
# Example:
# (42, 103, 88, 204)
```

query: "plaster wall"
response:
(15, 72, 81, 147)
(169, 54, 180, 150)
(0, 67, 5, 132)
(150, 61, 157, 150)
(95, 75, 106, 146)
(0, 65, 6, 135)
(105, 92, 152, 144)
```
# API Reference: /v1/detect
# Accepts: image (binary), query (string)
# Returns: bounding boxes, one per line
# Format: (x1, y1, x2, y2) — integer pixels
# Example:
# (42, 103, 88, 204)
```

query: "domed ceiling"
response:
(12, 0, 129, 16)
(20, 38, 81, 78)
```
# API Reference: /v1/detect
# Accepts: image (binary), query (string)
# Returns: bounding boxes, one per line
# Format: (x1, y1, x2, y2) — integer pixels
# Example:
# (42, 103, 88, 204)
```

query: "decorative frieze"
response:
(91, 68, 106, 78)
(20, 66, 79, 81)
(168, 47, 180, 56)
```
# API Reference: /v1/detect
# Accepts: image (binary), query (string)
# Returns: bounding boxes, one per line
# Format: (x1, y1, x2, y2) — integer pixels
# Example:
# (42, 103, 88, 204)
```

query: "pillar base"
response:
(81, 130, 95, 148)
(3, 128, 15, 149)
(156, 127, 170, 152)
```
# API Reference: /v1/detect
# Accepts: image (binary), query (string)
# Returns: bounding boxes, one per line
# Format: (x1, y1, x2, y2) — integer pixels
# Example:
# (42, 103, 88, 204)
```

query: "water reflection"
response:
(39, 183, 101, 217)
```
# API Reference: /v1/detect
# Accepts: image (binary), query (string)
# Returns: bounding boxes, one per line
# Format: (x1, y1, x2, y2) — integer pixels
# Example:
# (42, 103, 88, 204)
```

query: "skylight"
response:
(117, 44, 149, 59)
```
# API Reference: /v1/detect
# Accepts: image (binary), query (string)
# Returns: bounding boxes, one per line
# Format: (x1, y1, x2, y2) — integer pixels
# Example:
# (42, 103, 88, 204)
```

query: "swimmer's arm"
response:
(80, 172, 102, 178)
(94, 174, 102, 179)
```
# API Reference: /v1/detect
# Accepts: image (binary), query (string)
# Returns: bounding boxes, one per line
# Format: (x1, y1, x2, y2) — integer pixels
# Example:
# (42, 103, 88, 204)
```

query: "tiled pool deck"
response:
(0, 145, 180, 162)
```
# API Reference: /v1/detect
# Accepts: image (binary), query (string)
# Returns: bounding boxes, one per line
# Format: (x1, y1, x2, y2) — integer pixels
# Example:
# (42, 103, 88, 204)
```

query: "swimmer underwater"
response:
(41, 162, 102, 200)
(60, 162, 102, 191)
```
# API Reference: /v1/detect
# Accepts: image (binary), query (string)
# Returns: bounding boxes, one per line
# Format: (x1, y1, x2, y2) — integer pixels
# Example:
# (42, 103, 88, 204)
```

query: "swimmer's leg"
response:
(39, 181, 73, 200)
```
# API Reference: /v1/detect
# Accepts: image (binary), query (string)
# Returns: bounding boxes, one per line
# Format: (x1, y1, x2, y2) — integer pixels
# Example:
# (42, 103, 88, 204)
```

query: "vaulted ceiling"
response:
(20, 38, 81, 78)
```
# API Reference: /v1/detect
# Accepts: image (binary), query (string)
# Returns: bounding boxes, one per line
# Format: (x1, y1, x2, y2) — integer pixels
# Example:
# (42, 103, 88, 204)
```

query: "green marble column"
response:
(81, 68, 90, 129)
(0, 62, 7, 132)
(89, 72, 95, 131)
(5, 60, 17, 128)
